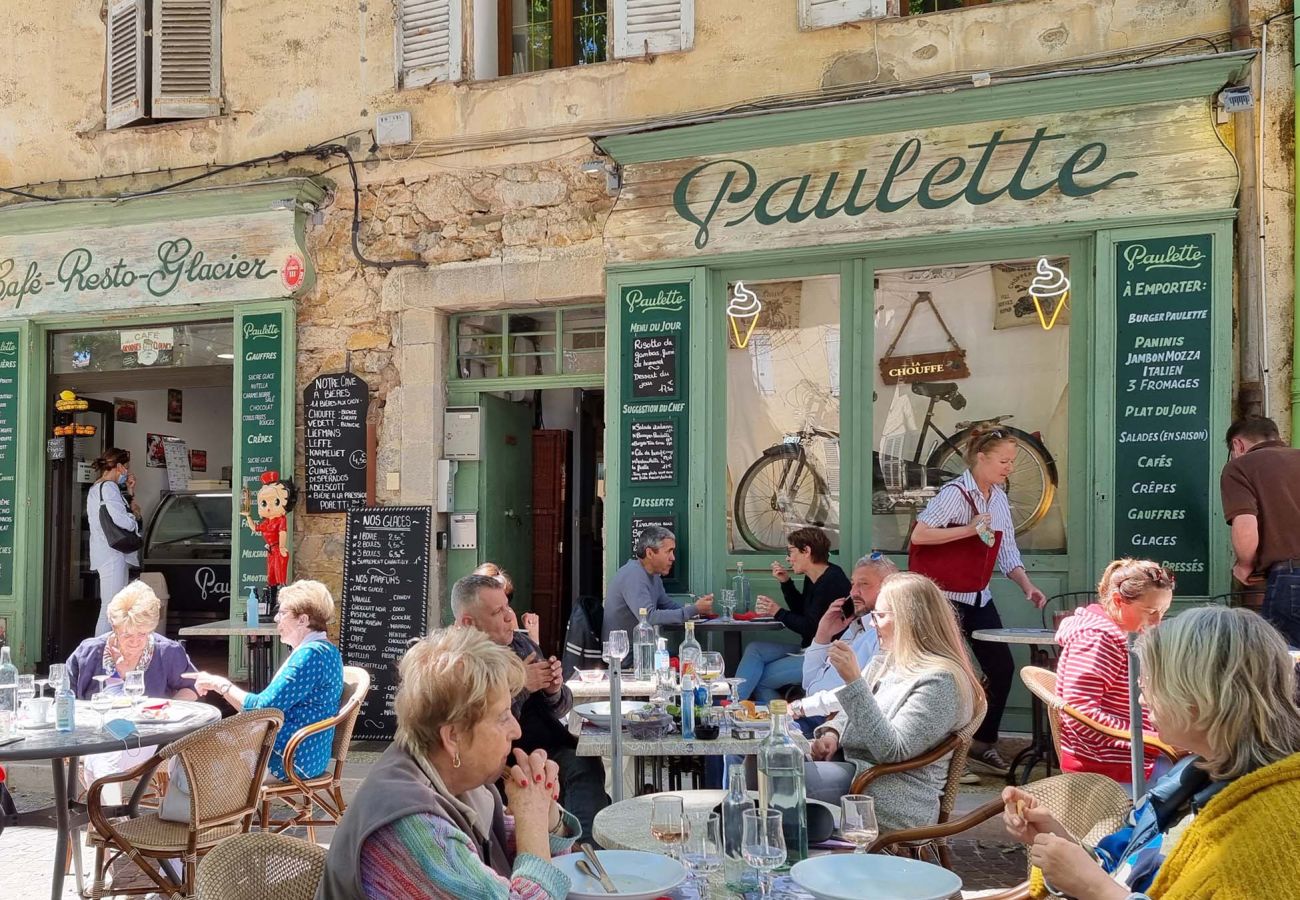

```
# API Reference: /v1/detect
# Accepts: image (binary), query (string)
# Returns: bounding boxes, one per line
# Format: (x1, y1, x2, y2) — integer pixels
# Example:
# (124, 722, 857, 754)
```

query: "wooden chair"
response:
(259, 665, 371, 841)
(86, 709, 283, 899)
(1040, 591, 1097, 631)
(848, 692, 987, 869)
(872, 771, 1132, 899)
(195, 833, 326, 900)
(1020, 666, 1184, 764)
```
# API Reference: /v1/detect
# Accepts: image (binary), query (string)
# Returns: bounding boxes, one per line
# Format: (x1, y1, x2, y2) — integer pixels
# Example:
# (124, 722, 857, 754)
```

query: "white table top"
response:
(566, 678, 658, 700)
(178, 617, 279, 637)
(971, 627, 1057, 645)
(576, 725, 769, 759)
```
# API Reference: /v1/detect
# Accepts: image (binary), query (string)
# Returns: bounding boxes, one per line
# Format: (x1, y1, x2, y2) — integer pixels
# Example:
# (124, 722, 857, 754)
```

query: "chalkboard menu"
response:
(236, 313, 286, 602)
(619, 283, 690, 592)
(341, 506, 432, 740)
(304, 372, 370, 513)
(1113, 234, 1213, 595)
(0, 332, 18, 595)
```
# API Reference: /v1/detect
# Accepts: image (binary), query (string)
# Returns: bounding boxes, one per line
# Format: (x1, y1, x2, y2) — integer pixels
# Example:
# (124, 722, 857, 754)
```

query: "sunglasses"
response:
(867, 550, 885, 561)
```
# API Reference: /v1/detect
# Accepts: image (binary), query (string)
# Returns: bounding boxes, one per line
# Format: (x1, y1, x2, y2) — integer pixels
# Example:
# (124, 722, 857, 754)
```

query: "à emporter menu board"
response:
(619, 282, 690, 592)
(341, 506, 432, 740)
(304, 372, 370, 513)
(1113, 234, 1213, 595)
(0, 332, 18, 595)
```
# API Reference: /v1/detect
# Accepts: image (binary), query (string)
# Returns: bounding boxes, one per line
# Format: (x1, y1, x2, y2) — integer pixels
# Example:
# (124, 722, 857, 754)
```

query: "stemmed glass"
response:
(682, 812, 722, 893)
(742, 808, 786, 899)
(92, 673, 111, 697)
(719, 589, 737, 621)
(720, 676, 747, 703)
(46, 663, 66, 694)
(90, 692, 114, 732)
(124, 670, 146, 718)
(840, 794, 879, 854)
(603, 630, 629, 671)
(650, 795, 687, 862)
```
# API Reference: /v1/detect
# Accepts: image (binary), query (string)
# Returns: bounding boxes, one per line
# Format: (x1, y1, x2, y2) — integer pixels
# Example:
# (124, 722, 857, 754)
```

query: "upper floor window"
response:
(798, 0, 997, 29)
(106, 0, 223, 129)
(454, 305, 606, 381)
(500, 0, 608, 76)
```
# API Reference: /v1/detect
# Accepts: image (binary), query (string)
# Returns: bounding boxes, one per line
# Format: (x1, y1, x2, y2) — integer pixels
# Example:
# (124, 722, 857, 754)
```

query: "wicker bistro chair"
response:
(195, 833, 326, 900)
(871, 771, 1133, 900)
(1020, 666, 1184, 765)
(86, 709, 284, 899)
(259, 665, 371, 841)
(847, 692, 987, 870)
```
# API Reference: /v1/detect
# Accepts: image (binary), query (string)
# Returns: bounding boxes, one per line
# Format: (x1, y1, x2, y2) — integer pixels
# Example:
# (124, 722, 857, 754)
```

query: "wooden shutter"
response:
(398, 0, 463, 88)
(798, 0, 887, 29)
(105, 0, 147, 129)
(613, 0, 694, 59)
(152, 0, 222, 119)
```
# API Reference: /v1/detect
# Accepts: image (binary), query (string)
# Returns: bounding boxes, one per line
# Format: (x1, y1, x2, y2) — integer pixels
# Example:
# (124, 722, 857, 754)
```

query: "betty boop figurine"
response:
(242, 470, 297, 610)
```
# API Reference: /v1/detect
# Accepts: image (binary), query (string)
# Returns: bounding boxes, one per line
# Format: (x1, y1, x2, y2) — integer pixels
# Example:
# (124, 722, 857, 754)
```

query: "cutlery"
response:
(575, 859, 612, 893)
(580, 843, 618, 894)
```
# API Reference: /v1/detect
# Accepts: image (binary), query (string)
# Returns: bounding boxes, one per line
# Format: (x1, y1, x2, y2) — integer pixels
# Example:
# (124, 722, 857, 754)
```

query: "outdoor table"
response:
(0, 699, 221, 900)
(972, 627, 1057, 786)
(663, 618, 786, 671)
(576, 720, 771, 792)
(566, 677, 657, 700)
(178, 618, 279, 691)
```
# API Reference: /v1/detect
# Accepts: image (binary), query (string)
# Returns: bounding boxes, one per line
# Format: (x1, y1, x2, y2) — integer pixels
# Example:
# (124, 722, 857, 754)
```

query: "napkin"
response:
(733, 611, 762, 621)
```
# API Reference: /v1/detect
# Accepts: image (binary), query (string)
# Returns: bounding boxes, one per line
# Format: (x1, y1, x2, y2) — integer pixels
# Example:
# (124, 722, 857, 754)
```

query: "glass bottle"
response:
(732, 562, 752, 615)
(54, 666, 76, 733)
(679, 619, 702, 678)
(0, 646, 17, 735)
(757, 700, 808, 865)
(680, 670, 696, 740)
(722, 762, 758, 890)
(633, 608, 657, 680)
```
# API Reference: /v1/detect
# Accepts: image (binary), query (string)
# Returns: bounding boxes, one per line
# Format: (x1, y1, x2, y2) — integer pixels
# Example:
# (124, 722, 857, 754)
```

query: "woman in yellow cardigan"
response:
(1003, 606, 1300, 900)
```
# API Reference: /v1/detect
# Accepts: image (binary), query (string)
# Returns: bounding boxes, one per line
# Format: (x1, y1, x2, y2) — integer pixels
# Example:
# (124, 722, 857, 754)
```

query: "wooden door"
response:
(479, 394, 535, 612)
(531, 429, 569, 655)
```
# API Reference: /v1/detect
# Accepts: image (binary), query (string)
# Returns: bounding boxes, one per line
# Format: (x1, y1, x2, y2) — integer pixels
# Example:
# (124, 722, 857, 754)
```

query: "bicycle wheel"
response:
(734, 446, 829, 553)
(927, 427, 1057, 535)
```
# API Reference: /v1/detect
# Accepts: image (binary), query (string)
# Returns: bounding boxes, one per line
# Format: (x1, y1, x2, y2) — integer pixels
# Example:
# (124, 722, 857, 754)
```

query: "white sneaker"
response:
(959, 769, 981, 785)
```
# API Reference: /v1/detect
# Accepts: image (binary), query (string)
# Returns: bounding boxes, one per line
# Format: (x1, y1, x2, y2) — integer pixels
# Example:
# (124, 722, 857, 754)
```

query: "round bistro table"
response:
(971, 627, 1058, 786)
(0, 699, 221, 900)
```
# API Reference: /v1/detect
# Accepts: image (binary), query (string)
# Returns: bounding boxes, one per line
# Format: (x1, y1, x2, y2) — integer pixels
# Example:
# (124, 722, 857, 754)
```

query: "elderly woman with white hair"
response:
(317, 626, 580, 900)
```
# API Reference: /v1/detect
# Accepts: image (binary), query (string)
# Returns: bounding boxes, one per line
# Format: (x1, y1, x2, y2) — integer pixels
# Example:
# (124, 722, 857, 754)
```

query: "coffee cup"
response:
(20, 696, 53, 726)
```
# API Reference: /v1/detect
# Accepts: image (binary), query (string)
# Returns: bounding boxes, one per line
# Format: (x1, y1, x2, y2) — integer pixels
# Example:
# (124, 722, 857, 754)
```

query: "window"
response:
(454, 304, 606, 381)
(499, 0, 608, 75)
(50, 321, 233, 375)
(797, 0, 1002, 29)
(106, 0, 222, 129)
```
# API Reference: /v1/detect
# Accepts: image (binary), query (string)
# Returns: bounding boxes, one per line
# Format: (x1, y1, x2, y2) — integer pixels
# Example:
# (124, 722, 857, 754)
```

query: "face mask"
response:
(117, 473, 129, 488)
(105, 717, 138, 740)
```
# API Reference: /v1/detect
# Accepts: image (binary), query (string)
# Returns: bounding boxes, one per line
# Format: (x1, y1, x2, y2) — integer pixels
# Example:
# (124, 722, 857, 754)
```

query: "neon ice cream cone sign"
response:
(1029, 258, 1069, 331)
(728, 281, 762, 349)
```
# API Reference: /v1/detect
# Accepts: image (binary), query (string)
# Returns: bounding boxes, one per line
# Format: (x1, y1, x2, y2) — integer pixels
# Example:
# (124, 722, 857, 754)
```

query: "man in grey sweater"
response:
(602, 526, 713, 641)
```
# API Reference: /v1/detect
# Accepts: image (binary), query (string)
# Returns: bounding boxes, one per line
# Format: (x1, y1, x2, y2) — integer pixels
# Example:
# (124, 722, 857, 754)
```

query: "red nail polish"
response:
(535, 774, 542, 782)
(546, 782, 553, 789)
(519, 779, 528, 787)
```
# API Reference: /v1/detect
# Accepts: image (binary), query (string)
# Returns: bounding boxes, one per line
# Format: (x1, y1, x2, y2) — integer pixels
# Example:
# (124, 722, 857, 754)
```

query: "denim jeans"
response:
(734, 641, 804, 702)
(1265, 563, 1300, 649)
(551, 746, 609, 844)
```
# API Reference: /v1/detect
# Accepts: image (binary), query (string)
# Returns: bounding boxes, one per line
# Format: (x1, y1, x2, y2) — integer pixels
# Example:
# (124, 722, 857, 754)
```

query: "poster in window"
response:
(190, 449, 208, 473)
(167, 389, 183, 423)
(145, 433, 173, 468)
(993, 259, 1071, 331)
(114, 397, 137, 423)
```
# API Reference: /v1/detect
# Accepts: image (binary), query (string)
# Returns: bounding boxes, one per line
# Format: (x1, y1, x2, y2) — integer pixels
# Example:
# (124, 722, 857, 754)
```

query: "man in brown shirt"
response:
(1220, 415, 1300, 647)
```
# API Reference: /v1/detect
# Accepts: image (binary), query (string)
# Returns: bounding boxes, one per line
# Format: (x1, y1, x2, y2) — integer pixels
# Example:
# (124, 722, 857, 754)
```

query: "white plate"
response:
(573, 701, 651, 729)
(554, 849, 685, 900)
(791, 854, 962, 900)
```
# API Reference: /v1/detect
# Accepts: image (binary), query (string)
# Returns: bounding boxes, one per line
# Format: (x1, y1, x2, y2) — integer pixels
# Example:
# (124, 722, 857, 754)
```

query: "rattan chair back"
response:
(1023, 771, 1132, 846)
(331, 666, 371, 763)
(1020, 666, 1064, 757)
(195, 833, 326, 900)
(162, 708, 283, 828)
(937, 690, 987, 825)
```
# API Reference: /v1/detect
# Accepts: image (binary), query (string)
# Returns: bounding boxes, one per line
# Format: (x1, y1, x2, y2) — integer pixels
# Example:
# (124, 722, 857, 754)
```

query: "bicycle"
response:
(733, 381, 1058, 553)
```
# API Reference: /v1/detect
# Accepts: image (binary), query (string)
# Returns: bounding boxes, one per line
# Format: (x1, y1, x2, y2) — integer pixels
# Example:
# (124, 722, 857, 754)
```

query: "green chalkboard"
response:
(619, 282, 690, 591)
(0, 332, 17, 596)
(1113, 234, 1213, 595)
(236, 312, 287, 600)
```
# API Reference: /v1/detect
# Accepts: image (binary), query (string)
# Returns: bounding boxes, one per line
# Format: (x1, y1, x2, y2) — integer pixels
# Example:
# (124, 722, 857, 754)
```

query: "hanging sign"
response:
(120, 327, 175, 366)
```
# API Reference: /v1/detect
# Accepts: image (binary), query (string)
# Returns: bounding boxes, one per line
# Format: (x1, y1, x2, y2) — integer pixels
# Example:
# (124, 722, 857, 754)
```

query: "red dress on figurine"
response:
(256, 515, 289, 586)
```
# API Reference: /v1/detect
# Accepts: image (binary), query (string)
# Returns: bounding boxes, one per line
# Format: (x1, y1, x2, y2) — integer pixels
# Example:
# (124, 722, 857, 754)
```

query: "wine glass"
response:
(840, 794, 879, 854)
(92, 673, 111, 697)
(124, 670, 146, 717)
(682, 812, 722, 893)
(699, 652, 724, 688)
(650, 795, 686, 862)
(603, 630, 629, 671)
(90, 691, 114, 732)
(720, 675, 747, 702)
(742, 808, 786, 899)
(719, 589, 737, 621)
(46, 663, 66, 695)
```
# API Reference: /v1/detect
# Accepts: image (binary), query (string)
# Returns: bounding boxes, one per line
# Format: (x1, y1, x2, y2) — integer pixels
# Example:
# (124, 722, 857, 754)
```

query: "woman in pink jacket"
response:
(1054, 559, 1174, 783)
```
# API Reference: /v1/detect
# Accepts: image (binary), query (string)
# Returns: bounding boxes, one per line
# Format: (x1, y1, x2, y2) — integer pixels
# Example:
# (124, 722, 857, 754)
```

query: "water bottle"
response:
(758, 700, 809, 864)
(679, 619, 702, 677)
(633, 608, 656, 680)
(722, 763, 757, 890)
(732, 562, 752, 615)
(0, 646, 17, 735)
(680, 671, 696, 740)
(246, 585, 260, 628)
(55, 667, 76, 733)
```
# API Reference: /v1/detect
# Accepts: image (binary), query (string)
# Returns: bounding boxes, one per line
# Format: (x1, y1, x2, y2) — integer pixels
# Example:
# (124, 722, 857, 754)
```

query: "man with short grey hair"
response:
(603, 526, 713, 641)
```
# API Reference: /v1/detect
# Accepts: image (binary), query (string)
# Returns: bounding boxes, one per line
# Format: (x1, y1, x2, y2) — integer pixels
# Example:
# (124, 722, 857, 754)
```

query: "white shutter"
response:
(105, 0, 147, 129)
(613, 0, 694, 59)
(152, 0, 222, 119)
(798, 0, 887, 30)
(398, 0, 463, 88)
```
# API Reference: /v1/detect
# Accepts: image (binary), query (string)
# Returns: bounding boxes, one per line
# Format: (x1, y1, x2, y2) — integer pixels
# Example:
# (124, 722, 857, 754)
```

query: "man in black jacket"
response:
(451, 574, 609, 842)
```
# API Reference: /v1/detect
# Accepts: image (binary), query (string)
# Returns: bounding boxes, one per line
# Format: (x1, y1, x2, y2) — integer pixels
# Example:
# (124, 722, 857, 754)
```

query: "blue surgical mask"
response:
(105, 717, 138, 740)
(117, 473, 129, 488)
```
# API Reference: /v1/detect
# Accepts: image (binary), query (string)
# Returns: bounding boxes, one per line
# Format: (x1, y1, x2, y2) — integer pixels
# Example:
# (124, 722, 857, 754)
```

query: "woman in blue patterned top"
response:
(187, 580, 344, 780)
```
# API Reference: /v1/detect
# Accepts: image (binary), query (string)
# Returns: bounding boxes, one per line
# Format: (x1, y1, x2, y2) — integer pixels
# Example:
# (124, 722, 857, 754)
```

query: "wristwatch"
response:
(218, 681, 232, 696)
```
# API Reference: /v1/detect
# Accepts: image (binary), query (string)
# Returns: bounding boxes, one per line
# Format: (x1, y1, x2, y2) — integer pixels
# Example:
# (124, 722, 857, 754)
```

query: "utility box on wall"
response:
(444, 407, 481, 460)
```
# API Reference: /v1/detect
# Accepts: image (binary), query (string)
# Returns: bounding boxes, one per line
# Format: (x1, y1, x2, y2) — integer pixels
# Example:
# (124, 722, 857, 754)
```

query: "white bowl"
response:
(790, 854, 962, 900)
(573, 701, 651, 729)
(553, 849, 686, 900)
(575, 669, 607, 684)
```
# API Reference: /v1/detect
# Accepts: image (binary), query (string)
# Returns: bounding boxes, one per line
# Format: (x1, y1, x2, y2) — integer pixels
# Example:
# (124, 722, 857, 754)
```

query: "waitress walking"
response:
(88, 448, 142, 636)
(909, 427, 1047, 774)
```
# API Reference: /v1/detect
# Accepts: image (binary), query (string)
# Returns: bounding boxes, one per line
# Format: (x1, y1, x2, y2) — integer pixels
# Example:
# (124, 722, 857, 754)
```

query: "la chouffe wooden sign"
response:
(606, 100, 1238, 261)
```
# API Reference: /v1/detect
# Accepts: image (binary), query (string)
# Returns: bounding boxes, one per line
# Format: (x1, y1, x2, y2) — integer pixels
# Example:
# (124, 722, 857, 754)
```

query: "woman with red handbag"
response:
(909, 427, 1047, 776)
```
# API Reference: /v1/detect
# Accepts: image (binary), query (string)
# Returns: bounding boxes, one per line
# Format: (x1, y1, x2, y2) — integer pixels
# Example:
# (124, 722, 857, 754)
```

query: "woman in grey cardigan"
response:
(805, 572, 984, 834)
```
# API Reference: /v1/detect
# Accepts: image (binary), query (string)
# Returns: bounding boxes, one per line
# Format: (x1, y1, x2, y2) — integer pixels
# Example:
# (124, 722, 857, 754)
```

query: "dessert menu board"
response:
(304, 372, 370, 513)
(341, 506, 432, 740)
(0, 332, 18, 595)
(1113, 234, 1213, 596)
(236, 312, 286, 602)
(619, 282, 690, 592)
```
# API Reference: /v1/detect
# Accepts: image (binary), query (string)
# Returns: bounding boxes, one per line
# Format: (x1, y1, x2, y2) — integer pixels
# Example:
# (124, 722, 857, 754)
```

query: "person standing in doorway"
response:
(1220, 415, 1300, 647)
(87, 448, 141, 636)
(909, 427, 1048, 775)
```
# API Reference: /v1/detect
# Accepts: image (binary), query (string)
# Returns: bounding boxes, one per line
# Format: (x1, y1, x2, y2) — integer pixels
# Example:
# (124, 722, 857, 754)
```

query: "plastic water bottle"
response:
(680, 671, 696, 740)
(0, 646, 17, 735)
(246, 586, 260, 628)
(633, 608, 656, 680)
(653, 637, 670, 675)
(758, 700, 808, 864)
(55, 667, 76, 733)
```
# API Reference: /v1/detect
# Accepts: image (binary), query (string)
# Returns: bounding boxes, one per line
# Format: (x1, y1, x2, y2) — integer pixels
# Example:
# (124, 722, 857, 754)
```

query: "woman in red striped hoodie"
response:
(1055, 559, 1174, 783)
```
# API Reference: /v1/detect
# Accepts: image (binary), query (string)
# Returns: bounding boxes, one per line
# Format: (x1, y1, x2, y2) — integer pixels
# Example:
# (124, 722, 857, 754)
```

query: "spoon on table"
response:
(580, 843, 618, 893)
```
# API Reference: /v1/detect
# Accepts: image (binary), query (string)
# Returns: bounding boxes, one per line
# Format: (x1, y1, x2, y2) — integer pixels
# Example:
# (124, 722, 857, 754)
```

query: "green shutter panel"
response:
(105, 0, 148, 129)
(613, 0, 694, 59)
(151, 0, 222, 119)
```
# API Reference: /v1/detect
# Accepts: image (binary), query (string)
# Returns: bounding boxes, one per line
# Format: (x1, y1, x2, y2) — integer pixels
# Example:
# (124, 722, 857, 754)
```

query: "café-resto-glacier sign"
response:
(0, 208, 311, 317)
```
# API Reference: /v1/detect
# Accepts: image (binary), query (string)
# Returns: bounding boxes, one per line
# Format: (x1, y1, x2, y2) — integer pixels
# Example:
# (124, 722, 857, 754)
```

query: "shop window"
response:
(106, 0, 223, 129)
(50, 321, 233, 375)
(454, 304, 605, 381)
(725, 276, 842, 555)
(871, 259, 1069, 555)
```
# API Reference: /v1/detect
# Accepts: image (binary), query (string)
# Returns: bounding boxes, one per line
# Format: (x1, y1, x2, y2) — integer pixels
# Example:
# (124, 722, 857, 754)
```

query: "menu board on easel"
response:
(162, 438, 190, 492)
(618, 283, 690, 590)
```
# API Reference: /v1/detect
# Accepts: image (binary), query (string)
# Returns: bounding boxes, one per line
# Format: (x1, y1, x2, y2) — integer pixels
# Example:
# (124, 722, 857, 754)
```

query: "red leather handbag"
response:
(908, 487, 1002, 593)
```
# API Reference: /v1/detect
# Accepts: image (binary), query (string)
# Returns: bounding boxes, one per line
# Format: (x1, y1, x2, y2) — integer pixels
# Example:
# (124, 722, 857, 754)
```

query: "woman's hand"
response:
(1030, 835, 1122, 899)
(1024, 588, 1047, 609)
(505, 748, 561, 851)
(828, 640, 860, 684)
(181, 672, 230, 696)
(810, 731, 840, 761)
(125, 473, 137, 493)
(755, 595, 779, 617)
(770, 561, 790, 583)
(1001, 786, 1072, 844)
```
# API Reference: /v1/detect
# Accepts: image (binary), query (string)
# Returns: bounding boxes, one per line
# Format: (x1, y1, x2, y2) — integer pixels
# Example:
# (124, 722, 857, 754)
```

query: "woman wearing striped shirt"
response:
(1055, 560, 1174, 783)
(910, 428, 1048, 775)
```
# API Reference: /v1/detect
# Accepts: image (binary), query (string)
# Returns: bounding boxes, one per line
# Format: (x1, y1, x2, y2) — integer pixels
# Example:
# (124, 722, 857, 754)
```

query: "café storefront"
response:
(597, 52, 1247, 726)
(0, 179, 320, 669)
